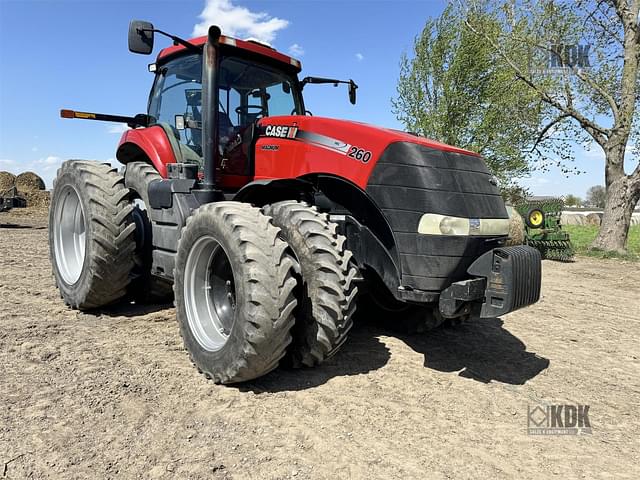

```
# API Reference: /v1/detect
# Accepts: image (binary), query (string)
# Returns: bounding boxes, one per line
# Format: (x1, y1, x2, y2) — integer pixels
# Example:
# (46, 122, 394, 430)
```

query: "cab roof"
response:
(157, 34, 302, 72)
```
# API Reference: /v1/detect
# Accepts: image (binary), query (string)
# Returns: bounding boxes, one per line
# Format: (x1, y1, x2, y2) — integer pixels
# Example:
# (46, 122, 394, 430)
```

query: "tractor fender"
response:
(116, 126, 178, 178)
(235, 174, 402, 295)
(233, 178, 314, 206)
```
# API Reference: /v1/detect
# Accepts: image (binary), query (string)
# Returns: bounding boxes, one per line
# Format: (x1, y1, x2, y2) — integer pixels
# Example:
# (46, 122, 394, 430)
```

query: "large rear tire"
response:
(124, 161, 173, 303)
(49, 160, 136, 310)
(174, 202, 298, 384)
(263, 201, 358, 367)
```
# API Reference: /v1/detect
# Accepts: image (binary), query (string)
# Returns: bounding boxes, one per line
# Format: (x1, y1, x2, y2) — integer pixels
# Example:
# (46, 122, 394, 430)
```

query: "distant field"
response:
(564, 225, 640, 260)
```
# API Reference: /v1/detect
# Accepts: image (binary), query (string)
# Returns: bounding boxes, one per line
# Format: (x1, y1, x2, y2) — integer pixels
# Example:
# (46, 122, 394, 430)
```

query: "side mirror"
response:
(128, 20, 154, 55)
(348, 80, 358, 105)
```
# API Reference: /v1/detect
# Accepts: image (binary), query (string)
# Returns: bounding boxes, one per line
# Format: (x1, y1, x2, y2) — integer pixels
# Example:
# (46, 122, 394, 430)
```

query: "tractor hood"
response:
(256, 115, 484, 189)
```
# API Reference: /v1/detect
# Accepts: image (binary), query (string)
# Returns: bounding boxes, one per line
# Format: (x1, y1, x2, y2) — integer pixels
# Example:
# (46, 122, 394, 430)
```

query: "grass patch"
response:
(563, 225, 640, 261)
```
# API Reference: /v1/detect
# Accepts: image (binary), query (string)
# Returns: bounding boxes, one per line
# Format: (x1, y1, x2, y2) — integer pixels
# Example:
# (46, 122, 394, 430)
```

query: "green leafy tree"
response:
(586, 185, 606, 208)
(393, 6, 550, 188)
(564, 194, 583, 207)
(461, 0, 639, 253)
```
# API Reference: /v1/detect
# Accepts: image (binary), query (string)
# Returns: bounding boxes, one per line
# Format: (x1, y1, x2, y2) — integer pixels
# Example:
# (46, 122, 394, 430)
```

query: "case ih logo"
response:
(527, 404, 592, 435)
(264, 125, 298, 139)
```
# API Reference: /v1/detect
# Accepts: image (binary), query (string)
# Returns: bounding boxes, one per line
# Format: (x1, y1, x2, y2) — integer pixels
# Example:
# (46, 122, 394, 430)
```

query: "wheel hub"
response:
(184, 236, 237, 351)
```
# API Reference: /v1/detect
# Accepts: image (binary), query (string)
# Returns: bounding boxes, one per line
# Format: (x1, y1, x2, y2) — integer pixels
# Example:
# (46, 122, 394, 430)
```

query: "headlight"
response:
(439, 216, 470, 235)
(418, 214, 510, 236)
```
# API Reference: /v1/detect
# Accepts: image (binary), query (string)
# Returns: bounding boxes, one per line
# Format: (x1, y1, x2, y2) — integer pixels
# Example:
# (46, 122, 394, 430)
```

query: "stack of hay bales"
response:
(561, 212, 587, 225)
(505, 205, 525, 246)
(0, 171, 49, 210)
(585, 212, 603, 226)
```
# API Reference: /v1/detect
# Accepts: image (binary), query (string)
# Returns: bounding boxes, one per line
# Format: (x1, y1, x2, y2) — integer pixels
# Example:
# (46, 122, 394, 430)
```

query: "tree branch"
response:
(573, 68, 620, 121)
(529, 114, 570, 153)
(462, 16, 610, 146)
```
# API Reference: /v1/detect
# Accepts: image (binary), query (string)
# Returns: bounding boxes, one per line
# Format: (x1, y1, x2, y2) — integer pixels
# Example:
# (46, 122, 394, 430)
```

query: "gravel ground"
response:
(1, 209, 639, 479)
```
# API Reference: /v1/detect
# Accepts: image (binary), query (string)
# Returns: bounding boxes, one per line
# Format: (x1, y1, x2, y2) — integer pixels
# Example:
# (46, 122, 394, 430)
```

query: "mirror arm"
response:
(300, 77, 358, 89)
(140, 28, 201, 54)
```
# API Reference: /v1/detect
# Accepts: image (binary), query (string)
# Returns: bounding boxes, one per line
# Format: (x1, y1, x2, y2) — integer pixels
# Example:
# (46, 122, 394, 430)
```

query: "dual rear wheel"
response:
(174, 201, 358, 382)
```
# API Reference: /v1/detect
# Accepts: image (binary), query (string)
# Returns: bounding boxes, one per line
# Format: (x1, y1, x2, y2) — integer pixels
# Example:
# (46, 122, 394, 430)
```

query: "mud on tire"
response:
(124, 161, 173, 302)
(49, 160, 136, 310)
(263, 201, 358, 367)
(174, 202, 298, 384)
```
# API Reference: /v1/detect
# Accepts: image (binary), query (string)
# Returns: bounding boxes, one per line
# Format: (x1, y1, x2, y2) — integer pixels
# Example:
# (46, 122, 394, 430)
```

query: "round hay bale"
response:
(22, 190, 51, 210)
(630, 215, 640, 226)
(561, 213, 586, 226)
(0, 171, 16, 193)
(15, 171, 45, 192)
(585, 212, 602, 226)
(505, 205, 525, 246)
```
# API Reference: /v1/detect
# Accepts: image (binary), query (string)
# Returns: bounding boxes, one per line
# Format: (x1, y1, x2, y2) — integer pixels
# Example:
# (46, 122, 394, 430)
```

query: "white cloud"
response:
(193, 0, 289, 44)
(107, 124, 130, 134)
(355, 53, 364, 61)
(31, 146, 38, 152)
(43, 156, 61, 166)
(288, 43, 304, 57)
(0, 158, 15, 166)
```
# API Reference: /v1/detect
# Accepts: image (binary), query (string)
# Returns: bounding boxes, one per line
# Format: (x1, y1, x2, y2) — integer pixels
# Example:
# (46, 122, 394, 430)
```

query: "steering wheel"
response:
(235, 105, 265, 117)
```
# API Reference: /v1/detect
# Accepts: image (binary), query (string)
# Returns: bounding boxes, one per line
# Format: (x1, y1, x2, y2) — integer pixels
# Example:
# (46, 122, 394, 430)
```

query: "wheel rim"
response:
(529, 210, 543, 227)
(53, 185, 86, 285)
(184, 235, 237, 352)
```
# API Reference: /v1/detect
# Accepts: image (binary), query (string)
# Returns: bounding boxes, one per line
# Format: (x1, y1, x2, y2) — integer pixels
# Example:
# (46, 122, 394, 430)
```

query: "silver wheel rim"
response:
(184, 235, 237, 352)
(53, 185, 86, 285)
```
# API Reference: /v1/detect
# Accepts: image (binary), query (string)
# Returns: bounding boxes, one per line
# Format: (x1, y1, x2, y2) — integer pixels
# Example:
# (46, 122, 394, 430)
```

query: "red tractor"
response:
(50, 21, 541, 383)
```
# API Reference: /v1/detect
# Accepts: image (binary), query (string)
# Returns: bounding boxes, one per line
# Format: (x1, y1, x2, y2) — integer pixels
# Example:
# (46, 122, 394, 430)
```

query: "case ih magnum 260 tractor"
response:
(50, 21, 541, 383)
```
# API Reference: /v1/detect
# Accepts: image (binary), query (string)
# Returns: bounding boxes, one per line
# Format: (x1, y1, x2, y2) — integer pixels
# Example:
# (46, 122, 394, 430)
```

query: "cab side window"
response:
(148, 55, 203, 158)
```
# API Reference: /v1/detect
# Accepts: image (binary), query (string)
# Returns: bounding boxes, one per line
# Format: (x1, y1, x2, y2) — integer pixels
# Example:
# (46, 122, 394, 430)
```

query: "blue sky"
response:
(0, 0, 629, 197)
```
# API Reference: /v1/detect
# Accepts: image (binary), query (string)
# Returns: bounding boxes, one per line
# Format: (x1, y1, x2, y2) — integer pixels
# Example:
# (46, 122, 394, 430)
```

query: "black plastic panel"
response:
(366, 141, 508, 292)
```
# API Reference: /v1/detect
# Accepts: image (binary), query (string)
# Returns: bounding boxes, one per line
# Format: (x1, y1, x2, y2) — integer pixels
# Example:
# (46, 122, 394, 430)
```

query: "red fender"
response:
(116, 126, 177, 178)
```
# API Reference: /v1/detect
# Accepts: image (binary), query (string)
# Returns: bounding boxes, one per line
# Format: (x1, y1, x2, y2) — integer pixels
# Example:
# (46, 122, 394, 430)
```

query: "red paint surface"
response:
(118, 126, 177, 177)
(157, 35, 301, 71)
(254, 116, 479, 189)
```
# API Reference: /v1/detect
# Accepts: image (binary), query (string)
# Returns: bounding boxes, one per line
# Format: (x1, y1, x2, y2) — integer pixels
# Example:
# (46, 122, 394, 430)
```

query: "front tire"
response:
(49, 160, 136, 310)
(263, 201, 358, 367)
(174, 202, 298, 384)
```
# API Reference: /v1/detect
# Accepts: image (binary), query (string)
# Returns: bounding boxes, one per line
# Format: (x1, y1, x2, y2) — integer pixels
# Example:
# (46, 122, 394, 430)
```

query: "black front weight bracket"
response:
(439, 246, 542, 319)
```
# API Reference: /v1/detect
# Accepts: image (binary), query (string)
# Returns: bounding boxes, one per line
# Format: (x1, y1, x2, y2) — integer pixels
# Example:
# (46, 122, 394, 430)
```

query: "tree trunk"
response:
(591, 175, 640, 253)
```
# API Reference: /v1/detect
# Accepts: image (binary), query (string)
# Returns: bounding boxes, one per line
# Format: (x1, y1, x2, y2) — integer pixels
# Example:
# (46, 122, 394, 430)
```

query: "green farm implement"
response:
(516, 198, 574, 262)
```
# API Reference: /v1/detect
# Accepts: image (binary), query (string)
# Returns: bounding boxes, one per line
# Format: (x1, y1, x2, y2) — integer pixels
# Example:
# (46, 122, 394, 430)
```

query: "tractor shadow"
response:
(399, 317, 549, 385)
(0, 222, 46, 229)
(243, 316, 548, 393)
(240, 321, 392, 393)
(94, 300, 174, 318)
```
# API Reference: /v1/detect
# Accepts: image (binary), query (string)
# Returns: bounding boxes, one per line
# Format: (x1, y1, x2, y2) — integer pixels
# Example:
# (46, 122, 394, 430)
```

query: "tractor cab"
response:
(147, 42, 305, 187)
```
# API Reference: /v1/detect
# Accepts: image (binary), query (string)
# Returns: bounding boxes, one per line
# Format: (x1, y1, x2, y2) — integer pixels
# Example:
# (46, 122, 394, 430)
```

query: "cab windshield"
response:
(219, 55, 304, 129)
(148, 52, 303, 158)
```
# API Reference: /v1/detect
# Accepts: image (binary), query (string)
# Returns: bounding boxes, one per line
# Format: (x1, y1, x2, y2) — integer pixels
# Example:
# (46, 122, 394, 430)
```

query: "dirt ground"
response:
(1, 209, 639, 480)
